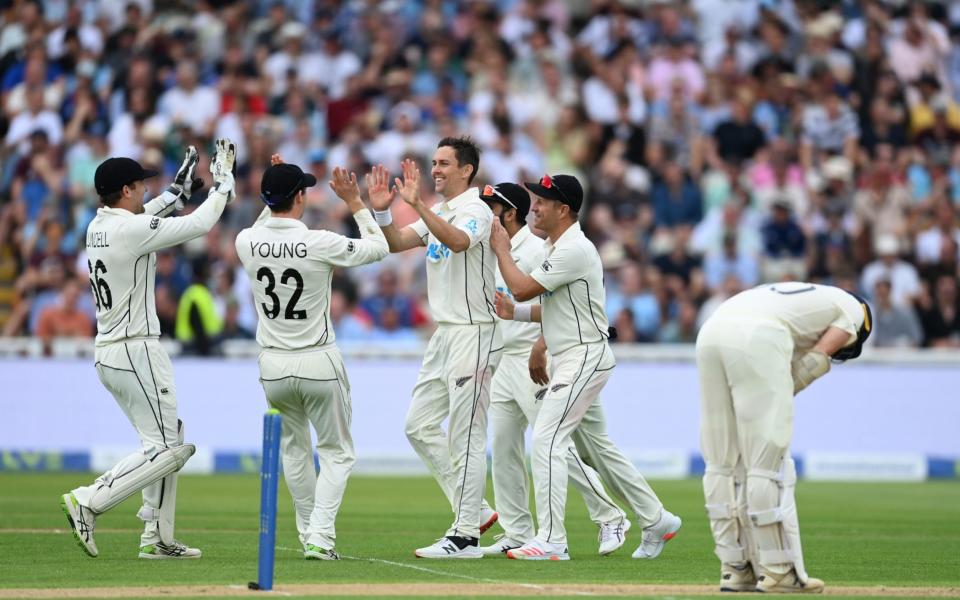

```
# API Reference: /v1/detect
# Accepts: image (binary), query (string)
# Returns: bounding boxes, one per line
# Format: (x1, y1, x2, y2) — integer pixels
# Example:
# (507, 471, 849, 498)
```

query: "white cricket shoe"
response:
(414, 536, 482, 559)
(480, 534, 524, 556)
(598, 518, 631, 555)
(479, 506, 499, 535)
(632, 509, 681, 559)
(139, 540, 202, 559)
(756, 569, 824, 594)
(720, 564, 758, 592)
(61, 493, 97, 558)
(506, 539, 570, 561)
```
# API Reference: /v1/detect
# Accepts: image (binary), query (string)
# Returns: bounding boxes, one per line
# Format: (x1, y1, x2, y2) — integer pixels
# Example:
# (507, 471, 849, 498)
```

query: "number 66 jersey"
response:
(236, 208, 389, 352)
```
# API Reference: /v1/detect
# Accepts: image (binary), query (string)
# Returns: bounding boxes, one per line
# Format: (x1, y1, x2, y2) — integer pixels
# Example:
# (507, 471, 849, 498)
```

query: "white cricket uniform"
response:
(527, 222, 663, 545)
(490, 225, 626, 543)
(697, 282, 865, 579)
(236, 208, 388, 550)
(72, 187, 230, 546)
(403, 186, 502, 539)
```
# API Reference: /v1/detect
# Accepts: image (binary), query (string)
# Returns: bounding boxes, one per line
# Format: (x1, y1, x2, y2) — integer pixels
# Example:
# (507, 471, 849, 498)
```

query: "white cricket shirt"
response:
(410, 187, 496, 326)
(85, 188, 229, 346)
(530, 222, 610, 355)
(711, 282, 865, 353)
(236, 209, 388, 350)
(496, 225, 545, 355)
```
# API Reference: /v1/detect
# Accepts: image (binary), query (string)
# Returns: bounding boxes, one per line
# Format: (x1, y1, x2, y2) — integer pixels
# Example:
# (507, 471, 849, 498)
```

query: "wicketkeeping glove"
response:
(791, 350, 830, 395)
(166, 146, 202, 210)
(210, 138, 237, 202)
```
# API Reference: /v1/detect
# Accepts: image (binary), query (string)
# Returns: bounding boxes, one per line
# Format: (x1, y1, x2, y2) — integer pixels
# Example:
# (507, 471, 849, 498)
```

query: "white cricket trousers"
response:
(533, 342, 662, 546)
(405, 322, 501, 539)
(697, 315, 800, 576)
(490, 352, 625, 542)
(259, 345, 356, 550)
(73, 338, 184, 546)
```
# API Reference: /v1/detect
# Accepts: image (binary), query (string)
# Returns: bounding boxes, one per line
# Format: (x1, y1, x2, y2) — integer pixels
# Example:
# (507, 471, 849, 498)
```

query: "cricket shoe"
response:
(304, 544, 340, 560)
(598, 518, 631, 555)
(506, 539, 570, 561)
(139, 540, 202, 559)
(479, 506, 499, 535)
(720, 564, 757, 592)
(632, 509, 681, 559)
(60, 493, 98, 558)
(415, 536, 482, 559)
(756, 569, 824, 594)
(480, 534, 524, 556)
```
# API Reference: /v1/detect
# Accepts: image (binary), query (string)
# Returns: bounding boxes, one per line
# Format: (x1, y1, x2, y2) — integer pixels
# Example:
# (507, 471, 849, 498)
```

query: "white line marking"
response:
(276, 546, 598, 596)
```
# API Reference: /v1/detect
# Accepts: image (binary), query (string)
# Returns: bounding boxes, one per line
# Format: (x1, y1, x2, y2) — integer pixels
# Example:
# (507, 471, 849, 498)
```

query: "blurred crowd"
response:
(1, 0, 959, 354)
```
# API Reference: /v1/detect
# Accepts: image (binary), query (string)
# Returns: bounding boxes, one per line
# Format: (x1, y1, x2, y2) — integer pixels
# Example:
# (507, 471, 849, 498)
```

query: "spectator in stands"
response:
(761, 198, 807, 281)
(359, 267, 426, 332)
(703, 232, 758, 290)
(709, 89, 766, 167)
(916, 201, 960, 267)
(652, 161, 702, 231)
(35, 277, 93, 355)
(861, 235, 921, 308)
(917, 274, 960, 348)
(175, 258, 222, 356)
(606, 261, 659, 343)
(869, 279, 922, 348)
(329, 287, 373, 343)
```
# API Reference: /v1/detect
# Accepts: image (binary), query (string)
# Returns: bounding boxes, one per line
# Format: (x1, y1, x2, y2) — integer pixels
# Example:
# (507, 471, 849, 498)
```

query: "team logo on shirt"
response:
(426, 241, 451, 262)
(534, 388, 547, 401)
(454, 375, 473, 388)
(149, 217, 160, 230)
(551, 383, 568, 393)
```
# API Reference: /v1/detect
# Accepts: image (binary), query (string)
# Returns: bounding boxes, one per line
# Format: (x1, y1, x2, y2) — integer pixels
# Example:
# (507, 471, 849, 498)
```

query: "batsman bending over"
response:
(697, 282, 872, 593)
(62, 139, 237, 558)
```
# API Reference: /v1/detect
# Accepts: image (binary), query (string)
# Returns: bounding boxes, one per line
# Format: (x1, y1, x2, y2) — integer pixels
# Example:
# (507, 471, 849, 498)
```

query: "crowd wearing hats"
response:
(1, 0, 959, 351)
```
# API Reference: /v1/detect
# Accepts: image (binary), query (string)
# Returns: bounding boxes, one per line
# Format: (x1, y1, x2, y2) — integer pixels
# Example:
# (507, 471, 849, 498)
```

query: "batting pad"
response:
(85, 444, 195, 514)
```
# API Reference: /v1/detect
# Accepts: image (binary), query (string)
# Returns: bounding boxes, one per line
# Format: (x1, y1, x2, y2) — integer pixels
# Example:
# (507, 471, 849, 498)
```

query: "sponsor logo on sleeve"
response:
(347, 241, 355, 253)
(149, 217, 160, 230)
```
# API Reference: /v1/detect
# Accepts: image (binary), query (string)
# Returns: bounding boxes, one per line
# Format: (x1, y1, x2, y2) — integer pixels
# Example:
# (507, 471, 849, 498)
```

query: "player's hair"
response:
(100, 189, 123, 207)
(437, 136, 481, 184)
(268, 188, 303, 214)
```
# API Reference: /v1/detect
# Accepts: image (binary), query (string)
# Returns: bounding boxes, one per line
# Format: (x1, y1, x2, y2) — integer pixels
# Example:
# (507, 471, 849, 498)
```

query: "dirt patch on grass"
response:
(1, 583, 958, 598)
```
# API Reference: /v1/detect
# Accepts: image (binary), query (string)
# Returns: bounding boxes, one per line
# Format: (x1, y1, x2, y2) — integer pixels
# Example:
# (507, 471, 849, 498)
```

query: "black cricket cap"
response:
(94, 157, 159, 196)
(524, 174, 583, 213)
(481, 182, 530, 219)
(260, 163, 318, 206)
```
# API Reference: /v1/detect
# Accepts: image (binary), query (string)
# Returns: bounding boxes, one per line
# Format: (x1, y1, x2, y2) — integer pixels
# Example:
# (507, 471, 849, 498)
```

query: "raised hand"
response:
(211, 138, 237, 200)
(364, 164, 394, 211)
(328, 167, 363, 210)
(393, 158, 422, 210)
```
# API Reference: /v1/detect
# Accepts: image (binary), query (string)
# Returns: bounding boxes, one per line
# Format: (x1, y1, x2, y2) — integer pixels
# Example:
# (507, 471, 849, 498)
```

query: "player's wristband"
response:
(514, 304, 532, 322)
(373, 209, 393, 227)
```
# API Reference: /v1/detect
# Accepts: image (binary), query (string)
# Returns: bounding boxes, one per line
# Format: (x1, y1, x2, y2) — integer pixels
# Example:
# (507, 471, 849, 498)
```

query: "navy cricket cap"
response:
(481, 182, 530, 219)
(524, 174, 583, 213)
(94, 157, 159, 196)
(260, 163, 318, 206)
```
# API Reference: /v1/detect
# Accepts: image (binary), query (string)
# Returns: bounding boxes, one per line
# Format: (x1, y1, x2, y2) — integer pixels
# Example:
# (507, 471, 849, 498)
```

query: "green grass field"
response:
(1, 474, 958, 599)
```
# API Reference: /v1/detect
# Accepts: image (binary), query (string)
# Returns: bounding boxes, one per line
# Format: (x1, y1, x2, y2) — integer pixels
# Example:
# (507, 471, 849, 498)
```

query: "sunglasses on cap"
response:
(261, 172, 305, 205)
(482, 184, 517, 209)
(539, 174, 575, 207)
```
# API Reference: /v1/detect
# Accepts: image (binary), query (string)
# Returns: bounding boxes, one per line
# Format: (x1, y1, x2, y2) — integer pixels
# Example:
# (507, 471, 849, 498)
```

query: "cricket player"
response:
(236, 157, 388, 560)
(477, 182, 631, 557)
(697, 282, 872, 593)
(61, 139, 237, 559)
(367, 136, 500, 558)
(491, 174, 681, 561)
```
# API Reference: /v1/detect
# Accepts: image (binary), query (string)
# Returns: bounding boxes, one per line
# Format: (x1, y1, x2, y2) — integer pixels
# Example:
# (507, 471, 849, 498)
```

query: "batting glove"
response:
(164, 146, 203, 210)
(210, 138, 237, 202)
(791, 350, 830, 394)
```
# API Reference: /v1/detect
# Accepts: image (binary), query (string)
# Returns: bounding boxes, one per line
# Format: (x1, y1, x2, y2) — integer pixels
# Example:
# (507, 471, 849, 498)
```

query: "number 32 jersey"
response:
(236, 209, 388, 350)
(85, 191, 229, 346)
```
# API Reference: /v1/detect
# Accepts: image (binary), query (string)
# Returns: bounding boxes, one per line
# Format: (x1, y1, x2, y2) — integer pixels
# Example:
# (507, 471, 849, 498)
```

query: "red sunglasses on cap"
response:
(539, 174, 574, 206)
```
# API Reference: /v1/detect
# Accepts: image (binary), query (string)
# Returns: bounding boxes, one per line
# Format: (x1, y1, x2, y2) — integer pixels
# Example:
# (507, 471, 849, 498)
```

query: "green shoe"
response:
(304, 544, 339, 560)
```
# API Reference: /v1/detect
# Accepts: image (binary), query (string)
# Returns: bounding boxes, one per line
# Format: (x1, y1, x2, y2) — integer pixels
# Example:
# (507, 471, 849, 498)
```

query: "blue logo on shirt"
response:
(426, 241, 451, 262)
(464, 219, 478, 236)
